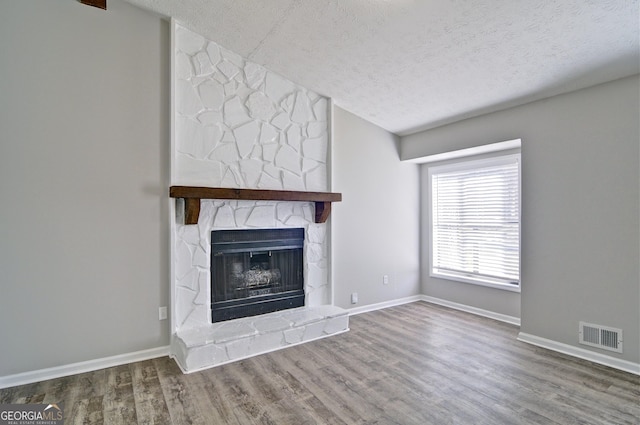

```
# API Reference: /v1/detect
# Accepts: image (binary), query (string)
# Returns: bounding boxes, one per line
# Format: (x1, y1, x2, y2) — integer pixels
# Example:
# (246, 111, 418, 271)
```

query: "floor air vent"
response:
(579, 321, 623, 353)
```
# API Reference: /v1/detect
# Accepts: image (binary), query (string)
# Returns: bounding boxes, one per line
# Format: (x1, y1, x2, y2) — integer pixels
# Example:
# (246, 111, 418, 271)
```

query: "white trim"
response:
(421, 295, 521, 326)
(353, 296, 638, 376)
(347, 295, 424, 316)
(402, 139, 521, 164)
(431, 272, 521, 293)
(345, 295, 521, 326)
(5, 302, 635, 389)
(518, 332, 640, 376)
(0, 346, 170, 389)
(427, 152, 522, 292)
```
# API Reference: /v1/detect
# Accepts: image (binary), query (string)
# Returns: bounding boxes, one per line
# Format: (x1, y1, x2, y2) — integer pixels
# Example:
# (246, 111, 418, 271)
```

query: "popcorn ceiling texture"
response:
(172, 24, 333, 335)
(126, 0, 639, 135)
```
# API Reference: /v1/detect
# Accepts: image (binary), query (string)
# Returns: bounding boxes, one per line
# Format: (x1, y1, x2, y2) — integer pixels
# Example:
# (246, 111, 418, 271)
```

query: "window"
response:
(428, 154, 520, 291)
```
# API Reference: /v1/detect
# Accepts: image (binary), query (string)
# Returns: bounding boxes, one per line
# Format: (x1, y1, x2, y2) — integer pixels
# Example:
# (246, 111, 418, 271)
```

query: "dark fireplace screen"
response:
(210, 228, 305, 323)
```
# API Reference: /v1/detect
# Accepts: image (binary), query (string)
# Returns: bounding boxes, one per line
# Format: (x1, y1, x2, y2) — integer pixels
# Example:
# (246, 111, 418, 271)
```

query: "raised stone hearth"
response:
(173, 306, 349, 372)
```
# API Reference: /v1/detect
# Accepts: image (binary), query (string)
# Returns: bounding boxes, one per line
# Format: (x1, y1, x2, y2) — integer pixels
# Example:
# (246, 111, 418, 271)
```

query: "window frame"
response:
(427, 152, 521, 292)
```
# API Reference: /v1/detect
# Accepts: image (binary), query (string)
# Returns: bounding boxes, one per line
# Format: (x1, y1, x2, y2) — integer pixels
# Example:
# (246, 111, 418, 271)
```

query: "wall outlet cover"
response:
(159, 306, 168, 320)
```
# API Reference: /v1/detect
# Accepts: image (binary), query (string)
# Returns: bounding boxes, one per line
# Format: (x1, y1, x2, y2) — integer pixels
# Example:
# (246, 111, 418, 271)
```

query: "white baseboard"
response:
(420, 295, 521, 326)
(0, 346, 170, 389)
(4, 304, 636, 388)
(346, 295, 521, 327)
(517, 332, 640, 376)
(350, 296, 638, 376)
(347, 295, 424, 316)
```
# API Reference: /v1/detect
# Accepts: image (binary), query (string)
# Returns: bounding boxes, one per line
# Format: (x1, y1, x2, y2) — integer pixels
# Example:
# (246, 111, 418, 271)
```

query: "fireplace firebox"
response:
(210, 228, 305, 323)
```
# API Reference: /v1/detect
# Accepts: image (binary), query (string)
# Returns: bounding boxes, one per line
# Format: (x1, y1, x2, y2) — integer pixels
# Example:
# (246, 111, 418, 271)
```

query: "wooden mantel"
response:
(170, 186, 342, 224)
(80, 0, 107, 10)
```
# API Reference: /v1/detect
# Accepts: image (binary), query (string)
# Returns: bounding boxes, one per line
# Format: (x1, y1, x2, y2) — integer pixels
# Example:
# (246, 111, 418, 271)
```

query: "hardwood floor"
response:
(2, 302, 638, 424)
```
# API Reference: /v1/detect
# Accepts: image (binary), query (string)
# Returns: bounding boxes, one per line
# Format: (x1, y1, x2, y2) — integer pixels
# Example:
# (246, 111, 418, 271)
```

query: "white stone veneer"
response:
(174, 24, 329, 191)
(174, 199, 330, 330)
(171, 24, 345, 371)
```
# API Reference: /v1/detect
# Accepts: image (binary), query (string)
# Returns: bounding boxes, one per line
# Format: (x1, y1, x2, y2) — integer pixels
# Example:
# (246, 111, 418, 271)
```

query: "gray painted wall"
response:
(1, 0, 636, 376)
(332, 107, 420, 309)
(0, 0, 171, 375)
(402, 76, 640, 363)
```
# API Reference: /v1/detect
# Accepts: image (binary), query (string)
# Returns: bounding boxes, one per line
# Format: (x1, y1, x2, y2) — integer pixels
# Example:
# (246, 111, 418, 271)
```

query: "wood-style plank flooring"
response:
(1, 302, 638, 424)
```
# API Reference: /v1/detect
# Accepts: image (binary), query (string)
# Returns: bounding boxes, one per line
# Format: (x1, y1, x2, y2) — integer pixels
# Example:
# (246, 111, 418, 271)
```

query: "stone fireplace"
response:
(169, 23, 348, 372)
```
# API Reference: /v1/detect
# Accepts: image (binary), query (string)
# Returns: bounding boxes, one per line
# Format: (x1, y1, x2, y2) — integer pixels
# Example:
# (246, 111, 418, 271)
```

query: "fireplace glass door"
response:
(211, 228, 305, 322)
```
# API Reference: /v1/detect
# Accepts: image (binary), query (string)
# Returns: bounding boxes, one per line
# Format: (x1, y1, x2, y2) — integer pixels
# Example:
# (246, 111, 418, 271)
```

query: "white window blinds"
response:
(430, 154, 520, 288)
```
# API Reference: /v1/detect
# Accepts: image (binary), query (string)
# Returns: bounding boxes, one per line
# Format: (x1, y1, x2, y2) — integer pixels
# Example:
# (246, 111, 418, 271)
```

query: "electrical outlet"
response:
(383, 275, 389, 285)
(159, 306, 168, 320)
(351, 292, 358, 304)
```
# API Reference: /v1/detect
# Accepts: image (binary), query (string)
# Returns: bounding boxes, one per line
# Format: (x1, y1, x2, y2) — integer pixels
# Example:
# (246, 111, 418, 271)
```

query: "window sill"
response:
(431, 271, 521, 293)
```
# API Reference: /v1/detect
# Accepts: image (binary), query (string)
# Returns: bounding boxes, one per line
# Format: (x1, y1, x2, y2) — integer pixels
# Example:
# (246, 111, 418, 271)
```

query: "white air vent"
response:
(579, 322, 623, 353)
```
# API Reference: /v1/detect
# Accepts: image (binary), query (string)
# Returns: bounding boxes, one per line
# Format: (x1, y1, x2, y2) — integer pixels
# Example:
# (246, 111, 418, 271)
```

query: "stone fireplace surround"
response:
(170, 23, 348, 372)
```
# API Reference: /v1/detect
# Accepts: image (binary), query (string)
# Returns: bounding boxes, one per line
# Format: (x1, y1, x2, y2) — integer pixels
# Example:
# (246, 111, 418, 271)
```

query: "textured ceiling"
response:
(125, 0, 640, 135)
